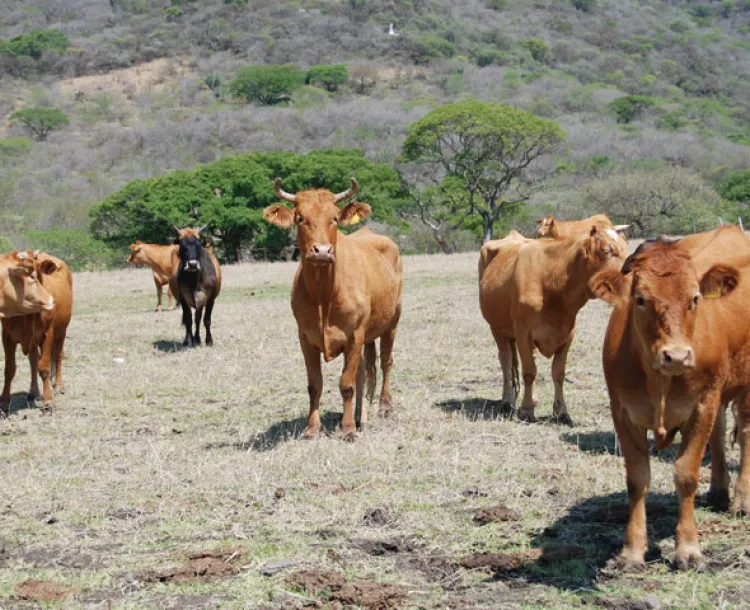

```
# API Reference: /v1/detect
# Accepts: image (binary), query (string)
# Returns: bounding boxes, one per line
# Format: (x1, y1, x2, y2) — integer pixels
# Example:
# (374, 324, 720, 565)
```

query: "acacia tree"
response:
(399, 101, 564, 244)
(9, 107, 69, 141)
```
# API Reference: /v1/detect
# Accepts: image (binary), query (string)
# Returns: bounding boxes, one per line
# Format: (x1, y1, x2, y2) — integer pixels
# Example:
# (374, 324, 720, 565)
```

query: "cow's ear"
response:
(263, 205, 295, 229)
(588, 269, 625, 304)
(700, 264, 739, 299)
(135, 240, 143, 245)
(38, 259, 58, 275)
(339, 201, 371, 226)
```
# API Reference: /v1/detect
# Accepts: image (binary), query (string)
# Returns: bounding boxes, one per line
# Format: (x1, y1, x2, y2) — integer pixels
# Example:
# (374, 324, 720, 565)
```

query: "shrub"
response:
(571, 0, 596, 12)
(717, 170, 750, 203)
(305, 64, 348, 92)
(229, 65, 304, 105)
(520, 38, 551, 64)
(408, 35, 457, 64)
(610, 95, 655, 123)
(22, 229, 120, 271)
(0, 137, 32, 159)
(658, 111, 689, 131)
(690, 5, 714, 26)
(9, 107, 69, 141)
(475, 48, 508, 67)
(1, 29, 69, 60)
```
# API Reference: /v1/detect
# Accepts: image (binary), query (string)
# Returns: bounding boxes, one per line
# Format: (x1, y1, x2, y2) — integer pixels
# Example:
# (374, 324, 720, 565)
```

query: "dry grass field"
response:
(1, 251, 749, 609)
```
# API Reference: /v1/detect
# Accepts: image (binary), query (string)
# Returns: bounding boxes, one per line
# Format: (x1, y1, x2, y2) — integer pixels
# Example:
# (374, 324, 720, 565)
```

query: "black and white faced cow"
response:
(170, 226, 222, 347)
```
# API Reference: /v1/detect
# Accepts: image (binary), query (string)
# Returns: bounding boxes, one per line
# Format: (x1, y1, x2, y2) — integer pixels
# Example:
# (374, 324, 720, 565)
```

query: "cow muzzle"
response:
(307, 244, 335, 264)
(656, 345, 695, 375)
(42, 297, 55, 312)
(185, 260, 201, 272)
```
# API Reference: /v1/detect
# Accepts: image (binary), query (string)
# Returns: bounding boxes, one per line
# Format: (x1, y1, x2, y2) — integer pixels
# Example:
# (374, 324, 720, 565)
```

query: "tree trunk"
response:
(432, 230, 453, 254)
(482, 214, 493, 244)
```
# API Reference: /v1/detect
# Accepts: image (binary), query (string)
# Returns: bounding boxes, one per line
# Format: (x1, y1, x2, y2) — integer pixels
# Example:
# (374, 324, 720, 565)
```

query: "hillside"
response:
(1, 0, 750, 261)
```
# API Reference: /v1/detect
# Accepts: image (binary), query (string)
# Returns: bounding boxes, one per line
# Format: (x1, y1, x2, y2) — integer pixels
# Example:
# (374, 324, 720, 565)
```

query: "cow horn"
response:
(334, 177, 358, 203)
(172, 224, 182, 234)
(274, 178, 297, 204)
(196, 222, 211, 235)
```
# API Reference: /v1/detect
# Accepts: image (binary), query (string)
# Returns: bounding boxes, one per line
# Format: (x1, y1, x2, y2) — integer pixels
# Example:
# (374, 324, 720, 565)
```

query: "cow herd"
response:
(1, 177, 749, 574)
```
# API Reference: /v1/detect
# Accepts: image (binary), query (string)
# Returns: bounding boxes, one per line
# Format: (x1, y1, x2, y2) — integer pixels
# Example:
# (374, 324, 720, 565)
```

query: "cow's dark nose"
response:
(659, 345, 695, 374)
(309, 243, 334, 263)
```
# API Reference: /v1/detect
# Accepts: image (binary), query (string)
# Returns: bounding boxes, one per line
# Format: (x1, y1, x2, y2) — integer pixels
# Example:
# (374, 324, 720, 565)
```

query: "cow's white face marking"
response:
(606, 229, 618, 241)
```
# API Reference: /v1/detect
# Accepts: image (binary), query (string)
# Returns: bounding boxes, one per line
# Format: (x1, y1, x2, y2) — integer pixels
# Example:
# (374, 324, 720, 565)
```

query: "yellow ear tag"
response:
(703, 288, 722, 299)
(348, 212, 361, 226)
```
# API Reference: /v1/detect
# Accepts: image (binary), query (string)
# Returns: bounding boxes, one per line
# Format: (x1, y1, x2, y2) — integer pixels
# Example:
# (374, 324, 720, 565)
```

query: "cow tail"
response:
(364, 342, 377, 403)
(731, 400, 739, 448)
(509, 338, 520, 398)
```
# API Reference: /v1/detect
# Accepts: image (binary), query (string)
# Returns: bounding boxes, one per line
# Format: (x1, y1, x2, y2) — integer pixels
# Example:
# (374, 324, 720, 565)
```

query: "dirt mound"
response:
(15, 580, 74, 602)
(144, 547, 246, 584)
(350, 536, 422, 555)
(473, 504, 521, 524)
(286, 569, 408, 609)
(460, 545, 585, 573)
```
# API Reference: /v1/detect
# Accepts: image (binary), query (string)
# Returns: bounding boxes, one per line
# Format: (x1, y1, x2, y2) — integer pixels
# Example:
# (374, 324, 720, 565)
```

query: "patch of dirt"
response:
(143, 547, 246, 584)
(287, 569, 347, 593)
(588, 596, 660, 610)
(332, 582, 408, 609)
(459, 546, 586, 573)
(405, 553, 460, 588)
(363, 507, 394, 526)
(699, 516, 750, 537)
(14, 580, 74, 602)
(309, 482, 382, 495)
(350, 536, 423, 555)
(473, 504, 522, 524)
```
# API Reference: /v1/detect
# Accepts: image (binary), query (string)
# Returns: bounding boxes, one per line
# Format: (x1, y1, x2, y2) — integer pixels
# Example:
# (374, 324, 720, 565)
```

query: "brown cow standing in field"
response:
(0, 251, 73, 414)
(536, 214, 630, 239)
(127, 241, 178, 311)
(263, 178, 403, 441)
(169, 227, 221, 347)
(0, 251, 55, 319)
(590, 225, 750, 570)
(479, 222, 627, 424)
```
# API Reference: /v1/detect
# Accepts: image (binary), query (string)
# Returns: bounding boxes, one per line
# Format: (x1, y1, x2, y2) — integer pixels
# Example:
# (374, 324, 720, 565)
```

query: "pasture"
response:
(0, 252, 748, 609)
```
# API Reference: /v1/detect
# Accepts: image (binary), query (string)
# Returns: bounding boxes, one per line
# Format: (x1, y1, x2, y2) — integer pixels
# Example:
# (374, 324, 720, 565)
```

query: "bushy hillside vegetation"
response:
(1, 0, 750, 263)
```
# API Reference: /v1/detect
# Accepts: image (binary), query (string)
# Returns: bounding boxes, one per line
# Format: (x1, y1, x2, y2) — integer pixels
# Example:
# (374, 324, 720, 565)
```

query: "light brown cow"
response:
(263, 178, 403, 441)
(590, 225, 750, 570)
(0, 251, 55, 318)
(0, 251, 73, 414)
(127, 241, 178, 311)
(536, 214, 630, 239)
(479, 223, 627, 424)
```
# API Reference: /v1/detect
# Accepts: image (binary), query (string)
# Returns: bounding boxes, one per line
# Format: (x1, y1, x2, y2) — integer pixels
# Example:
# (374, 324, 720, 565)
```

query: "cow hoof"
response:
(27, 393, 40, 405)
(707, 487, 730, 512)
(517, 408, 537, 423)
(206, 338, 214, 347)
(729, 495, 750, 515)
(54, 386, 66, 396)
(552, 412, 575, 427)
(302, 427, 321, 440)
(357, 422, 367, 434)
(41, 402, 55, 413)
(607, 554, 645, 573)
(673, 553, 704, 572)
(0, 408, 7, 419)
(342, 430, 358, 443)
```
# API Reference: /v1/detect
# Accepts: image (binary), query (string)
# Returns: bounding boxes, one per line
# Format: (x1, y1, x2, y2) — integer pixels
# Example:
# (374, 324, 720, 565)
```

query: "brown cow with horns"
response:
(590, 225, 750, 571)
(263, 177, 403, 441)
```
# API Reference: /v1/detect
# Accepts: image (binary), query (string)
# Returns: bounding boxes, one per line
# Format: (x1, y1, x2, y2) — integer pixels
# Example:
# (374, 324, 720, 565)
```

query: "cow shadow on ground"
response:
(434, 397, 513, 421)
(152, 340, 187, 353)
(5, 392, 43, 416)
(204, 412, 342, 453)
(476, 491, 681, 592)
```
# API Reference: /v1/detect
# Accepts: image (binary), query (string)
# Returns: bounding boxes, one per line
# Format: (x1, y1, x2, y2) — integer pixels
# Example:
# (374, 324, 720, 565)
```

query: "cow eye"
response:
(296, 214, 304, 225)
(692, 294, 700, 307)
(332, 216, 339, 224)
(635, 295, 646, 306)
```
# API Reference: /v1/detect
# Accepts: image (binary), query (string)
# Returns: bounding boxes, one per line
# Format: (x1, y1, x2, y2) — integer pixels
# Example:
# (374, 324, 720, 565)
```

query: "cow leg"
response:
(490, 327, 516, 414)
(611, 403, 650, 569)
(181, 301, 194, 347)
(28, 345, 41, 404)
(38, 327, 55, 409)
(204, 298, 215, 346)
(300, 333, 323, 439)
(673, 395, 720, 571)
(340, 333, 364, 442)
(730, 392, 750, 514)
(193, 306, 203, 345)
(551, 338, 574, 426)
(0, 332, 16, 415)
(355, 356, 367, 432)
(378, 327, 396, 417)
(154, 274, 163, 312)
(515, 331, 538, 422)
(707, 405, 730, 511)
(167, 284, 175, 311)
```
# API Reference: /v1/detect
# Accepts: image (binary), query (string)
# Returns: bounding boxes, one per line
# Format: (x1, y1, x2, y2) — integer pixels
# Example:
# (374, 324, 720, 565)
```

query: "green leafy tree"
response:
(90, 150, 408, 262)
(306, 64, 348, 92)
(1, 29, 69, 59)
(399, 101, 565, 243)
(610, 95, 654, 123)
(717, 170, 750, 223)
(229, 65, 304, 105)
(9, 107, 69, 141)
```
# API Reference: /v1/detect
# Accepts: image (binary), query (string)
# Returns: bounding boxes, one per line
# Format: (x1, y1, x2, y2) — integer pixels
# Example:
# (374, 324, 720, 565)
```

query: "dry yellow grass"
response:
(0, 252, 748, 609)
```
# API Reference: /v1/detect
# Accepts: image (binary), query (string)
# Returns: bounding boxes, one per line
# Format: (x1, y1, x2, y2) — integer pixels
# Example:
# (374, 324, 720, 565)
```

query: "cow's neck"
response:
(301, 253, 340, 361)
(548, 240, 597, 310)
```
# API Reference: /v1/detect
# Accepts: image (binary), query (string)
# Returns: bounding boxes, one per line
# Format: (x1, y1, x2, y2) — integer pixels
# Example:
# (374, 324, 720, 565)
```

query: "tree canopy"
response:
(229, 65, 304, 105)
(9, 107, 69, 141)
(90, 149, 408, 262)
(399, 100, 564, 243)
